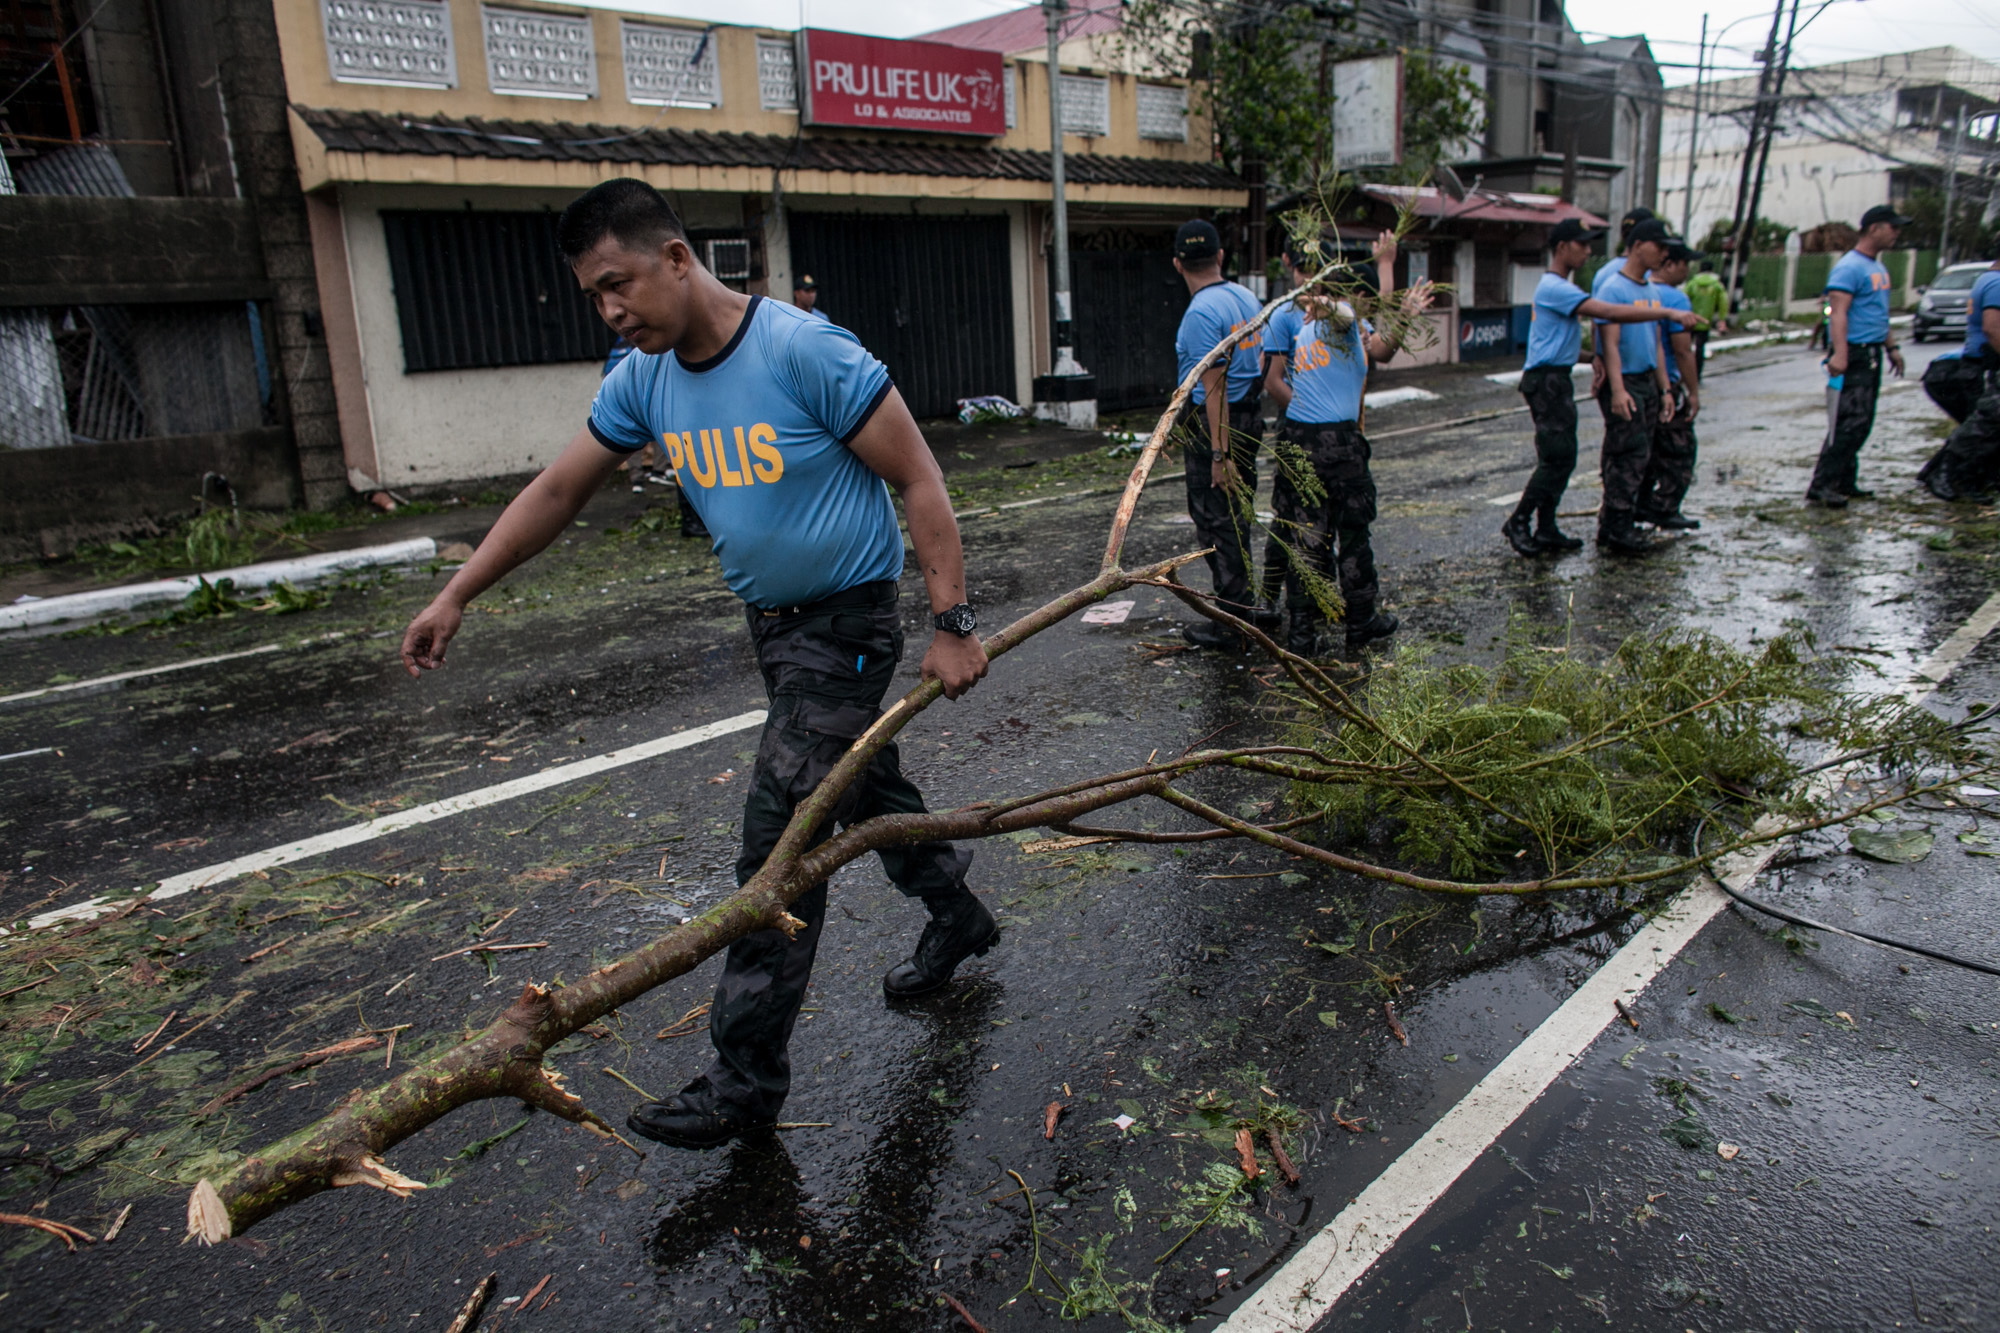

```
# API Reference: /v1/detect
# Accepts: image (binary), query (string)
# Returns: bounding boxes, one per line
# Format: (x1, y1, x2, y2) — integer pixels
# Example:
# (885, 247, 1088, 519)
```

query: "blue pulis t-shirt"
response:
(1826, 249, 1893, 344)
(1176, 280, 1264, 404)
(1525, 271, 1591, 369)
(1593, 266, 1663, 375)
(588, 296, 903, 609)
(1654, 282, 1694, 383)
(1276, 303, 1371, 425)
(1961, 269, 2000, 359)
(1262, 302, 1305, 360)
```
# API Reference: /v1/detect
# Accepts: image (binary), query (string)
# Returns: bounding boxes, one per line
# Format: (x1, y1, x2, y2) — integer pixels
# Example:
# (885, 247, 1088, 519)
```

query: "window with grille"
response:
(706, 238, 751, 281)
(1136, 83, 1187, 141)
(1003, 63, 1017, 129)
(482, 6, 596, 99)
(1058, 74, 1110, 136)
(624, 22, 721, 108)
(379, 210, 615, 373)
(757, 38, 798, 111)
(321, 0, 457, 90)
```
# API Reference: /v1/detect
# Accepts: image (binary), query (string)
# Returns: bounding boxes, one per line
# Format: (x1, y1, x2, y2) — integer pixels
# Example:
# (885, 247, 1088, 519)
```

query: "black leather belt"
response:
(756, 579, 897, 618)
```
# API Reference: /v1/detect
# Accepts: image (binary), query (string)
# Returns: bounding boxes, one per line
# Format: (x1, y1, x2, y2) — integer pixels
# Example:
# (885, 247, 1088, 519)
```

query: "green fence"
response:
(1792, 253, 1831, 300)
(1913, 249, 1941, 287)
(1741, 254, 1787, 304)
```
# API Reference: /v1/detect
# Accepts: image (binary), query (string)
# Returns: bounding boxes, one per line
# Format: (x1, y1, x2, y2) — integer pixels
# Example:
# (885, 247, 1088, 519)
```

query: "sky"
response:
(582, 0, 2000, 79)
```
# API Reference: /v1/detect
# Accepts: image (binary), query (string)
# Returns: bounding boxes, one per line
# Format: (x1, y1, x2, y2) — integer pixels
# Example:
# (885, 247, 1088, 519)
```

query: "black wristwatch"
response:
(933, 603, 977, 637)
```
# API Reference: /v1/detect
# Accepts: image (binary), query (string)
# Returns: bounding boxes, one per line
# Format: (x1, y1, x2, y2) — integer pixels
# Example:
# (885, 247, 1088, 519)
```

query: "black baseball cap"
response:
(794, 274, 817, 291)
(1175, 219, 1222, 262)
(1859, 204, 1913, 230)
(1548, 217, 1607, 247)
(1662, 237, 1700, 263)
(1626, 218, 1671, 248)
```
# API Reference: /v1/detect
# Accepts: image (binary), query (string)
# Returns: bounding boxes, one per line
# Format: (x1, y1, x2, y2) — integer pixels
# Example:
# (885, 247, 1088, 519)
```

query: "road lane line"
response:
(0, 747, 54, 763)
(4, 710, 766, 936)
(0, 642, 289, 707)
(1219, 591, 2000, 1332)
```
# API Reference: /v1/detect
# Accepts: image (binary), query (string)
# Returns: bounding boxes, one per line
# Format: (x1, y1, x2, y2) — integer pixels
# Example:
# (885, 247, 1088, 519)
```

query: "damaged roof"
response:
(293, 106, 1244, 192)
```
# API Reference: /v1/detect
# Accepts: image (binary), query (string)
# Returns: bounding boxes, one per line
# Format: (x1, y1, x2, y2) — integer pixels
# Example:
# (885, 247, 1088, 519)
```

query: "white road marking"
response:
(0, 642, 290, 707)
(1486, 491, 1522, 507)
(4, 710, 766, 935)
(1484, 365, 1589, 389)
(0, 747, 55, 763)
(1219, 592, 2000, 1332)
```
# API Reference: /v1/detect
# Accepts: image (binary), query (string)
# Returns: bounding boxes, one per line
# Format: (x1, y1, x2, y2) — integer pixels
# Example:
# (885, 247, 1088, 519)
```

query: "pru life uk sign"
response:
(797, 29, 1007, 137)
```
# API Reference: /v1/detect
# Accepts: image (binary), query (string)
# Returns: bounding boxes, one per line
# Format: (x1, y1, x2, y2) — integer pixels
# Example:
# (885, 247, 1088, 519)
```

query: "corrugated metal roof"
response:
(293, 106, 1243, 192)
(11, 141, 136, 198)
(918, 5, 1122, 55)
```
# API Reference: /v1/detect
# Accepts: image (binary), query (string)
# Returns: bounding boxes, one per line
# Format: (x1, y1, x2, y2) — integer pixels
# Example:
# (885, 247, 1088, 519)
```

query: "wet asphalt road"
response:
(1, 336, 1996, 1333)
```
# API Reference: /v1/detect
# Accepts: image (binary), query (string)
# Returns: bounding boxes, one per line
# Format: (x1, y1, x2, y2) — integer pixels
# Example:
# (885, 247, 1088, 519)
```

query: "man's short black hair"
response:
(1700, 260, 1716, 272)
(557, 178, 688, 263)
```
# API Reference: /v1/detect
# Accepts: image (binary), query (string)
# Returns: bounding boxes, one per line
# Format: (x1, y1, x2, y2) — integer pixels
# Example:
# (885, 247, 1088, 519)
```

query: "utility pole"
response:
(1031, 0, 1096, 428)
(1736, 0, 1804, 295)
(1724, 2, 1789, 300)
(1942, 104, 1964, 263)
(1044, 0, 1073, 364)
(1680, 13, 1707, 240)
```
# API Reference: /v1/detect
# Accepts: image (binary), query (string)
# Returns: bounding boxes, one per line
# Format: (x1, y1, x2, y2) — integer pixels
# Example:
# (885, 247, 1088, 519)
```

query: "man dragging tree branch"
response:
(399, 179, 997, 1150)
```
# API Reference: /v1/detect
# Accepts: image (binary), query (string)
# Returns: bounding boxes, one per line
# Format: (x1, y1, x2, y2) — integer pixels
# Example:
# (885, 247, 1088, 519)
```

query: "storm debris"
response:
(0, 1213, 95, 1250)
(1264, 1126, 1301, 1186)
(445, 1273, 498, 1333)
(1615, 997, 1640, 1029)
(1384, 1001, 1410, 1046)
(1043, 1101, 1065, 1140)
(1234, 1127, 1262, 1180)
(198, 1035, 382, 1114)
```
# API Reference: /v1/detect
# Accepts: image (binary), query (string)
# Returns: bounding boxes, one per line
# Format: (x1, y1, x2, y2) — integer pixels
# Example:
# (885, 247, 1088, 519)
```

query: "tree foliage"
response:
(1396, 50, 1487, 180)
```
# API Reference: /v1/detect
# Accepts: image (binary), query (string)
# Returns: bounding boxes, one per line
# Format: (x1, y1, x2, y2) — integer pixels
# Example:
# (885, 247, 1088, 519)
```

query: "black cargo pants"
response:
(1640, 381, 1699, 519)
(702, 580, 973, 1117)
(1278, 419, 1379, 623)
(1516, 365, 1580, 529)
(1597, 373, 1662, 541)
(1924, 370, 2000, 500)
(1181, 393, 1264, 614)
(1807, 344, 1883, 498)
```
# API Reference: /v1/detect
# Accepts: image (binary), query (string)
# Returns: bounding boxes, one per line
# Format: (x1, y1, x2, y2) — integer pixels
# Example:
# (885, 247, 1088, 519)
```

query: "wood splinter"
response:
(1614, 997, 1640, 1030)
(1384, 1001, 1410, 1046)
(1234, 1127, 1262, 1180)
(1042, 1101, 1064, 1140)
(444, 1273, 497, 1333)
(1264, 1125, 1300, 1186)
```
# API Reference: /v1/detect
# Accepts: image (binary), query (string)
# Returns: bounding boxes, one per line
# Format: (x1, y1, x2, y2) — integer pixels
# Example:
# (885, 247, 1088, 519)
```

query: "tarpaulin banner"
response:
(797, 29, 1007, 137)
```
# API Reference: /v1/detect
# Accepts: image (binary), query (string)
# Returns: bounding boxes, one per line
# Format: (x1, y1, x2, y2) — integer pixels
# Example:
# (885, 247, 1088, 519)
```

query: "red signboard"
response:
(797, 29, 1007, 137)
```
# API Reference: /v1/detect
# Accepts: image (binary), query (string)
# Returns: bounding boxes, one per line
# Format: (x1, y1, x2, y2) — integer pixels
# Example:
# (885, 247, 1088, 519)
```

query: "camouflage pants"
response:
(1278, 419, 1378, 622)
(703, 581, 973, 1117)
(1808, 345, 1883, 497)
(1925, 371, 2000, 499)
(1640, 382, 1699, 519)
(1516, 365, 1579, 526)
(1181, 394, 1265, 613)
(1597, 373, 1662, 540)
(1259, 417, 1326, 606)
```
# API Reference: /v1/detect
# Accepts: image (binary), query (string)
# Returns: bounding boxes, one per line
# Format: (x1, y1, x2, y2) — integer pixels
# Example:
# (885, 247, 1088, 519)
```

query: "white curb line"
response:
(0, 538, 439, 632)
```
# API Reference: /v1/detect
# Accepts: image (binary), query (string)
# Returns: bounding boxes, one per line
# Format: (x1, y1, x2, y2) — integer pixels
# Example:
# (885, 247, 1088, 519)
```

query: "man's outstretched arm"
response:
(401, 427, 626, 677)
(846, 388, 988, 700)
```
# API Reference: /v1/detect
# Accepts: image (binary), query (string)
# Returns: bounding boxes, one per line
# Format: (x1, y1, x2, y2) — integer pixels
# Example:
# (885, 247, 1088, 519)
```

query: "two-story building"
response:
(279, 0, 1239, 493)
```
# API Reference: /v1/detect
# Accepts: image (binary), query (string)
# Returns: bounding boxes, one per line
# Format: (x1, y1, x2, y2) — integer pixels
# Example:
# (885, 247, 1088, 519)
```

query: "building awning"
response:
(292, 107, 1243, 194)
(1361, 184, 1607, 228)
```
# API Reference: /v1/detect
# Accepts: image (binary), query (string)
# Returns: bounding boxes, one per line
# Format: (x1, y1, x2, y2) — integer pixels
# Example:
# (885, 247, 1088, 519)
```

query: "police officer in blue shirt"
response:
(398, 179, 996, 1151)
(1921, 243, 2000, 500)
(1508, 217, 1699, 556)
(1807, 204, 1910, 506)
(792, 273, 831, 323)
(1591, 218, 1677, 553)
(1172, 219, 1267, 649)
(1638, 240, 1706, 530)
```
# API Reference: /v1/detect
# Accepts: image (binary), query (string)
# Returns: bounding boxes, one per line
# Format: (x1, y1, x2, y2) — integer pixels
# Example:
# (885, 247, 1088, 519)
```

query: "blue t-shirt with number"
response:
(1826, 249, 1893, 344)
(1276, 303, 1371, 425)
(1525, 272, 1591, 369)
(1655, 282, 1693, 383)
(588, 296, 902, 609)
(1592, 265, 1662, 375)
(1961, 269, 2000, 359)
(1176, 280, 1264, 404)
